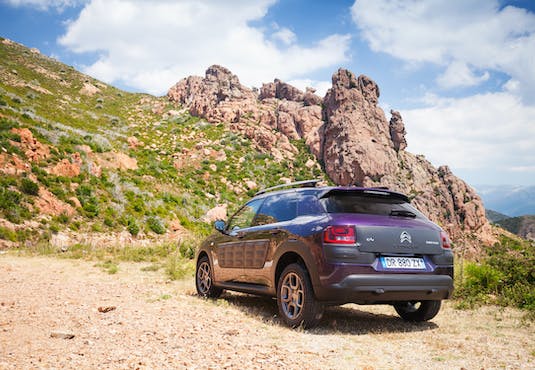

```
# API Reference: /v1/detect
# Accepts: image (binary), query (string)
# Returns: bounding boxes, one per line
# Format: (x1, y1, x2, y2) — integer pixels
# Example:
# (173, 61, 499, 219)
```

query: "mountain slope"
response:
(486, 209, 511, 222)
(0, 38, 325, 249)
(495, 215, 535, 241)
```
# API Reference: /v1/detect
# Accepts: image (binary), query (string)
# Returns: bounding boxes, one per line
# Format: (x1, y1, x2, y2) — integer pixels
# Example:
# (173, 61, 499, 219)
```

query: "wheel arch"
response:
(196, 250, 209, 265)
(272, 240, 321, 295)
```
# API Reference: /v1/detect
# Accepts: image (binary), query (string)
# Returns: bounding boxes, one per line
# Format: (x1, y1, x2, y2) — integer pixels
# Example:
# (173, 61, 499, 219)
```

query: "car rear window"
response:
(320, 192, 424, 218)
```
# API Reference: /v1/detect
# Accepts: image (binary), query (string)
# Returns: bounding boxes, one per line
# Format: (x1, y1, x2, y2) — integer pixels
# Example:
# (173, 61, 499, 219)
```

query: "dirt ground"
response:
(0, 255, 533, 369)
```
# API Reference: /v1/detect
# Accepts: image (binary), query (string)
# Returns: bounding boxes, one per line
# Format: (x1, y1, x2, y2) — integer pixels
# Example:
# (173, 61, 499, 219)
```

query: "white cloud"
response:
(436, 61, 489, 89)
(351, 0, 535, 100)
(272, 27, 297, 46)
(402, 92, 535, 180)
(58, 0, 351, 95)
(3, 0, 85, 11)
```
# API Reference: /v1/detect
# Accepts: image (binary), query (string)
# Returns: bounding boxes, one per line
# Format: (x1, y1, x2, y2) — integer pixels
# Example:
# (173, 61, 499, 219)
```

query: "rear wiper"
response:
(389, 210, 417, 218)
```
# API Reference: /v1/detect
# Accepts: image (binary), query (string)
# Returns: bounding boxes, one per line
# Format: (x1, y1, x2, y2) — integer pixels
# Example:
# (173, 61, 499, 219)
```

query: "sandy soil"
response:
(0, 255, 533, 369)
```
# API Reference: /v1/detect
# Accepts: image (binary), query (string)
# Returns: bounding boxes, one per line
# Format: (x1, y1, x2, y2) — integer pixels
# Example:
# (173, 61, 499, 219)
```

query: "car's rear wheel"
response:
(277, 263, 324, 328)
(196, 256, 222, 298)
(394, 300, 441, 322)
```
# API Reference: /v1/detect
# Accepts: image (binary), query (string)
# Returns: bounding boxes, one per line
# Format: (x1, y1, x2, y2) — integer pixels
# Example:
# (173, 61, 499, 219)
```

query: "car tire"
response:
(394, 300, 441, 322)
(277, 263, 324, 328)
(196, 256, 222, 298)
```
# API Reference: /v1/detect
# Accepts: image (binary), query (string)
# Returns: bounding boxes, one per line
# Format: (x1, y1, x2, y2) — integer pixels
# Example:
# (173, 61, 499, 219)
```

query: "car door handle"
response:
(270, 229, 282, 235)
(236, 231, 246, 239)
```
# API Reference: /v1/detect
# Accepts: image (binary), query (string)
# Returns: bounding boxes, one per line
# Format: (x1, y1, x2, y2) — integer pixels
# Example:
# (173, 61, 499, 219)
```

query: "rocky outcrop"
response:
(47, 153, 82, 177)
(10, 128, 50, 162)
(203, 204, 228, 222)
(321, 69, 492, 246)
(322, 70, 398, 186)
(167, 66, 493, 247)
(79, 82, 100, 96)
(168, 65, 257, 123)
(168, 65, 323, 160)
(389, 110, 407, 151)
(35, 187, 75, 217)
(94, 152, 138, 171)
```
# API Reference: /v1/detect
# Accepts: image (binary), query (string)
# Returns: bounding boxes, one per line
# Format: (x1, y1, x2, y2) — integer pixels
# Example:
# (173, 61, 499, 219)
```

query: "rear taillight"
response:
(440, 230, 451, 249)
(323, 226, 356, 245)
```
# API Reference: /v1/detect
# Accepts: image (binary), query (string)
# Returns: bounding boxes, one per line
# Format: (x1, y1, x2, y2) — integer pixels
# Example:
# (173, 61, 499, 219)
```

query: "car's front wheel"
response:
(277, 263, 324, 328)
(394, 300, 441, 322)
(196, 256, 222, 298)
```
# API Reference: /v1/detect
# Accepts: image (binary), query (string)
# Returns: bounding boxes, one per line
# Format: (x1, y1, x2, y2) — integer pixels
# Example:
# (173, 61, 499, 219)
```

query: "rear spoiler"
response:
(318, 188, 409, 202)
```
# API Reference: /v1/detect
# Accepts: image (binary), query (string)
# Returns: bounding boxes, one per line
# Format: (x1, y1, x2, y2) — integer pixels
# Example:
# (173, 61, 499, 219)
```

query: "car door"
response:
(212, 198, 264, 282)
(239, 192, 298, 286)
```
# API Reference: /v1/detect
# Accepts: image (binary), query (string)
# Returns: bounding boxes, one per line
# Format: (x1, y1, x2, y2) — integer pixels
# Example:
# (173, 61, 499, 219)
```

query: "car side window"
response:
(297, 194, 323, 215)
(227, 198, 264, 230)
(253, 193, 298, 226)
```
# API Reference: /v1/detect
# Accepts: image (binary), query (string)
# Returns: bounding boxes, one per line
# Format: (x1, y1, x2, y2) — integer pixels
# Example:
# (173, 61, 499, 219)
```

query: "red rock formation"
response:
(10, 128, 50, 162)
(35, 187, 75, 217)
(389, 110, 407, 151)
(322, 69, 397, 186)
(168, 65, 323, 160)
(321, 69, 492, 246)
(47, 153, 82, 177)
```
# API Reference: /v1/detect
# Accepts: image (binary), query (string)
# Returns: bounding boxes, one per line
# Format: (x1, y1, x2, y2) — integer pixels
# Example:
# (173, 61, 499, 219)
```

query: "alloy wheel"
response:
(280, 272, 304, 319)
(197, 261, 212, 295)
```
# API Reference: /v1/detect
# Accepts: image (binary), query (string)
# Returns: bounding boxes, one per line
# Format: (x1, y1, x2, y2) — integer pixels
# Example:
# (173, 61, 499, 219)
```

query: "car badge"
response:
(400, 231, 412, 244)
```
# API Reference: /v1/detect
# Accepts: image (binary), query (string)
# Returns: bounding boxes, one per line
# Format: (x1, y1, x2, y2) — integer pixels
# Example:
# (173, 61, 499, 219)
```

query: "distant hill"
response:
(476, 185, 535, 217)
(486, 209, 511, 223)
(494, 215, 535, 241)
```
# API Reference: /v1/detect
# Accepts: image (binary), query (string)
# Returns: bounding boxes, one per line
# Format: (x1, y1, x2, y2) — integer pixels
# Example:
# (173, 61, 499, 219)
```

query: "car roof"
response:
(253, 185, 410, 203)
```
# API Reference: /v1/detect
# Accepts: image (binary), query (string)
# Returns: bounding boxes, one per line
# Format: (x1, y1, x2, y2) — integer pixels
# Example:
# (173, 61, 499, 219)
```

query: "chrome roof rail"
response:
(255, 179, 321, 196)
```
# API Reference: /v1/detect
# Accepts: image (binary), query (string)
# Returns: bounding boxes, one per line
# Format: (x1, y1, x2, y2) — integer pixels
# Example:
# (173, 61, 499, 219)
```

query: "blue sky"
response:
(1, 0, 534, 187)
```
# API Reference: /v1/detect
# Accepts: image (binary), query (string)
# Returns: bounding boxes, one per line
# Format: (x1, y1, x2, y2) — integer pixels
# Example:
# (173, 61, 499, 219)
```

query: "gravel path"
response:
(1, 255, 533, 369)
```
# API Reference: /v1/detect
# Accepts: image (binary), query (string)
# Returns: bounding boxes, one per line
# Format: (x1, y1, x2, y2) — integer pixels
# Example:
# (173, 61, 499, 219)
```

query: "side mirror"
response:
(214, 220, 226, 233)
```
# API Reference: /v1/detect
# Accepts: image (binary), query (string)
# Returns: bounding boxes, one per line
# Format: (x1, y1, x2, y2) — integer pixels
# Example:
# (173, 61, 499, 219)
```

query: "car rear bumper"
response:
(314, 273, 454, 304)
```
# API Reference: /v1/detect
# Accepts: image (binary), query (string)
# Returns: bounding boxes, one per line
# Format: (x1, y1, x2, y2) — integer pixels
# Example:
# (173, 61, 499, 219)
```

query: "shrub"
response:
(20, 178, 39, 196)
(165, 253, 195, 280)
(0, 226, 17, 241)
(96, 260, 118, 274)
(0, 188, 30, 223)
(127, 217, 139, 236)
(147, 216, 166, 234)
(104, 216, 114, 227)
(54, 213, 70, 224)
(178, 240, 196, 259)
(76, 185, 99, 218)
(456, 234, 535, 314)
(464, 263, 504, 295)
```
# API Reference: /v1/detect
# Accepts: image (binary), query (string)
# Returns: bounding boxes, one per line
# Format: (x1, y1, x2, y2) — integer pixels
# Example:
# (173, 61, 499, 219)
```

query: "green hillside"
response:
(0, 38, 325, 248)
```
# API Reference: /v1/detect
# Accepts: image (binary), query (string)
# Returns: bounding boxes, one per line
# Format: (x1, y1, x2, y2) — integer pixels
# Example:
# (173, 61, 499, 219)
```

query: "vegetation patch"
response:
(455, 234, 535, 318)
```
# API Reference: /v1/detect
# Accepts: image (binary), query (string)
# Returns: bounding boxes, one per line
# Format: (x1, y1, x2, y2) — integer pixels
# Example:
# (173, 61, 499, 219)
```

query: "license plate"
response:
(381, 256, 426, 270)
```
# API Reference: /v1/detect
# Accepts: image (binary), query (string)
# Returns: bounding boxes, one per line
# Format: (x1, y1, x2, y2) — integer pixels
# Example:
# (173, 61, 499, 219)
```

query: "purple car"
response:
(195, 180, 454, 328)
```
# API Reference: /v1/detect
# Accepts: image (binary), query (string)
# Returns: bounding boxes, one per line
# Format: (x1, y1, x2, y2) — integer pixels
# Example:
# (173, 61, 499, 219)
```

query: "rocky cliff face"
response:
(168, 65, 324, 160)
(168, 65, 494, 248)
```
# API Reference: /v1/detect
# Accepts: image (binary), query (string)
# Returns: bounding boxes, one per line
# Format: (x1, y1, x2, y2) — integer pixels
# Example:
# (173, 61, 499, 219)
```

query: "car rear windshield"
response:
(320, 192, 424, 218)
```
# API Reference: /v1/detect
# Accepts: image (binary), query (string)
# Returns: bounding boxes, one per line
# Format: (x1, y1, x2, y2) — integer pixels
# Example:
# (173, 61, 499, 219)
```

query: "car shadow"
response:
(211, 292, 438, 335)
